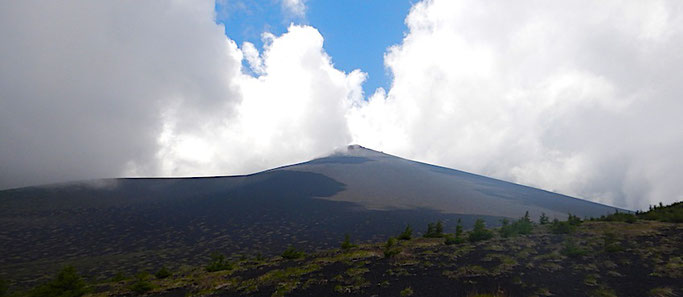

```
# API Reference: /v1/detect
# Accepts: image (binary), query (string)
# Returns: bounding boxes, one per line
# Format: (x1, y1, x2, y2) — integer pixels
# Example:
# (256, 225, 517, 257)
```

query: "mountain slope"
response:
(0, 145, 621, 286)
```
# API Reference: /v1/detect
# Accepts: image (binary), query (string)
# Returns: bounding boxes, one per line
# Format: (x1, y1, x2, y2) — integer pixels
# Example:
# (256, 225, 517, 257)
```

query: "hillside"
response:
(0, 145, 623, 288)
(8, 212, 682, 297)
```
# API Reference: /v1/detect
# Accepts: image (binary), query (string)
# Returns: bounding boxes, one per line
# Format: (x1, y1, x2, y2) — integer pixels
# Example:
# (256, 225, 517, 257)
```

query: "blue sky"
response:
(215, 0, 413, 96)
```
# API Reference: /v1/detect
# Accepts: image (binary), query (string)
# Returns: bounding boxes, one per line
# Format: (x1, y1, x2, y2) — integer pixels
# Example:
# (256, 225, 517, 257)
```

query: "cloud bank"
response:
(1, 0, 682, 210)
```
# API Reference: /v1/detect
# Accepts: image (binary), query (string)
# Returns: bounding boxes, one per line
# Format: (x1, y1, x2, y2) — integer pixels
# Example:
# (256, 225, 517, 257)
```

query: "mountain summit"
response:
(0, 145, 619, 285)
(277, 144, 616, 219)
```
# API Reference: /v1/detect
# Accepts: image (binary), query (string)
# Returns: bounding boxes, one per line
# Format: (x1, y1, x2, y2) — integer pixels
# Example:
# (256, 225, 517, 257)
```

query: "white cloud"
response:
(349, 0, 683, 209)
(281, 0, 307, 18)
(1, 0, 681, 211)
(156, 25, 365, 177)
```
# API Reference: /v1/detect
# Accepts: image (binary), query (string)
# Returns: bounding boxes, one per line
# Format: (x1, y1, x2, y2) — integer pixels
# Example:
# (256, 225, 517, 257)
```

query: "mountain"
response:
(0, 145, 621, 286)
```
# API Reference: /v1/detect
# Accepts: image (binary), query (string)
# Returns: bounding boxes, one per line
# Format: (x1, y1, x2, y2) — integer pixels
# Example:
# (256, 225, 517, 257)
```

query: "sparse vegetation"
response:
(341, 234, 357, 251)
(550, 218, 575, 234)
(129, 272, 154, 294)
(561, 239, 588, 258)
(400, 286, 414, 296)
(639, 201, 683, 223)
(594, 209, 638, 223)
(154, 266, 171, 279)
(602, 233, 622, 253)
(206, 252, 233, 272)
(281, 246, 306, 260)
(11, 209, 683, 297)
(648, 287, 676, 297)
(383, 237, 401, 258)
(28, 266, 88, 297)
(539, 212, 549, 224)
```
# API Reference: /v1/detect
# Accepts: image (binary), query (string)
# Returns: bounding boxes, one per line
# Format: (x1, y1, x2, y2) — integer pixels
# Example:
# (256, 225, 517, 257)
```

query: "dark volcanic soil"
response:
(87, 221, 682, 297)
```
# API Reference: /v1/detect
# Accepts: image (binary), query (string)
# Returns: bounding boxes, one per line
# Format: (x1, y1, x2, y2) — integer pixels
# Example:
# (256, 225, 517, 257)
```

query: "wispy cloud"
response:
(281, 0, 307, 18)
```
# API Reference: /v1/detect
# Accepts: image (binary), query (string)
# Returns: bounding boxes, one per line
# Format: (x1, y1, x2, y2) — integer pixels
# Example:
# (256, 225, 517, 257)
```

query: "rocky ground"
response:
(78, 220, 682, 297)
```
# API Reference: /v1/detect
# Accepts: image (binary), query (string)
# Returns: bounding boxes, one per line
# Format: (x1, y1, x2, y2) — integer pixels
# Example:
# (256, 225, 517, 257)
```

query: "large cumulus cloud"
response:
(350, 0, 683, 209)
(0, 1, 242, 188)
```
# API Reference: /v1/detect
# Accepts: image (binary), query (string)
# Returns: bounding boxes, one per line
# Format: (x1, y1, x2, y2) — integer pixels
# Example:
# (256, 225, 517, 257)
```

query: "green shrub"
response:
(383, 237, 401, 258)
(596, 210, 637, 223)
(444, 234, 465, 245)
(206, 252, 233, 271)
(500, 212, 534, 238)
(638, 201, 683, 223)
(129, 272, 153, 294)
(281, 246, 306, 260)
(400, 286, 414, 296)
(341, 234, 357, 251)
(29, 266, 88, 297)
(567, 213, 583, 226)
(550, 219, 575, 234)
(455, 219, 463, 238)
(154, 266, 171, 279)
(539, 213, 549, 225)
(468, 219, 493, 242)
(398, 225, 413, 240)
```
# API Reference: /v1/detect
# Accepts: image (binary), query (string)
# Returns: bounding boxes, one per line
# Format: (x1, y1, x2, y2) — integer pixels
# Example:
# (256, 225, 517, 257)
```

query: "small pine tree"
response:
(499, 218, 513, 238)
(468, 219, 493, 242)
(435, 221, 444, 237)
(539, 213, 549, 225)
(383, 237, 400, 258)
(341, 234, 357, 251)
(424, 223, 435, 238)
(398, 225, 413, 240)
(455, 219, 463, 239)
(567, 213, 582, 226)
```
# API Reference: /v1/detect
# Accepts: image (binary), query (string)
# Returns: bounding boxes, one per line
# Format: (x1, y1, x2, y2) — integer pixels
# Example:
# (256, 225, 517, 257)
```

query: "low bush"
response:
(383, 237, 401, 258)
(468, 219, 493, 242)
(499, 212, 534, 238)
(638, 201, 683, 223)
(397, 225, 413, 240)
(281, 246, 306, 260)
(154, 266, 171, 279)
(444, 234, 465, 245)
(29, 266, 88, 297)
(341, 234, 357, 251)
(129, 272, 153, 294)
(594, 210, 637, 223)
(206, 253, 233, 271)
(550, 219, 575, 234)
(400, 287, 414, 296)
(539, 213, 549, 225)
